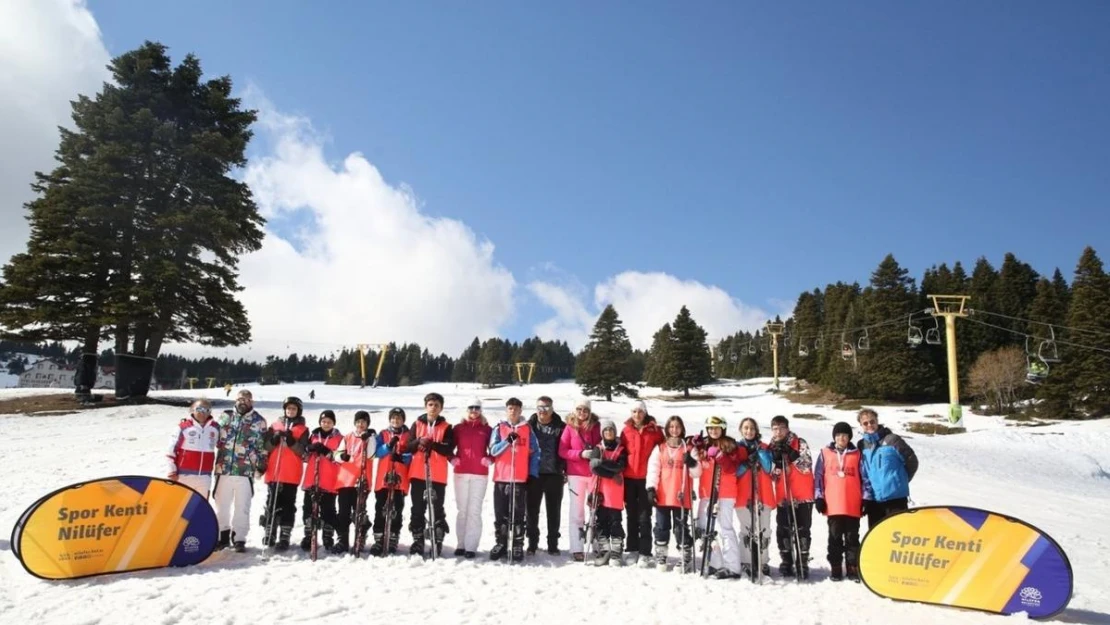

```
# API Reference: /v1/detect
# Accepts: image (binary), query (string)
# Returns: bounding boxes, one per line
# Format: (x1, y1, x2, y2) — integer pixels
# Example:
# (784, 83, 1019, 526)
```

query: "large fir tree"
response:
(644, 323, 675, 388)
(656, 306, 713, 397)
(575, 304, 637, 401)
(1058, 247, 1110, 417)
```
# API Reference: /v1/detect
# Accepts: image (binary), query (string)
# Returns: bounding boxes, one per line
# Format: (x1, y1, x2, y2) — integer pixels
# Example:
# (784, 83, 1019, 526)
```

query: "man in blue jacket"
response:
(855, 409, 918, 531)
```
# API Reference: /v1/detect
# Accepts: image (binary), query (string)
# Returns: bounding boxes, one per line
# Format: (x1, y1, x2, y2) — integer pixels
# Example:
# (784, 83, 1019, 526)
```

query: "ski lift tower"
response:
(928, 295, 970, 430)
(765, 321, 785, 391)
(357, 343, 391, 388)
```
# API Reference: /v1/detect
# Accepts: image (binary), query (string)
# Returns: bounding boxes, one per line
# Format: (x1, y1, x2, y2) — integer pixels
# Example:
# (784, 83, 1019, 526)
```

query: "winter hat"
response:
(388, 407, 407, 421)
(600, 418, 617, 433)
(630, 400, 647, 414)
(832, 422, 853, 439)
(353, 410, 370, 424)
(319, 409, 336, 424)
(467, 397, 483, 410)
(575, 397, 591, 410)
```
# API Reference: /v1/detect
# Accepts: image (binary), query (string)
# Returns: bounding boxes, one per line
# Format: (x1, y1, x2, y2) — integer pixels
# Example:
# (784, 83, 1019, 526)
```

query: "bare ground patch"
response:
(0, 393, 194, 416)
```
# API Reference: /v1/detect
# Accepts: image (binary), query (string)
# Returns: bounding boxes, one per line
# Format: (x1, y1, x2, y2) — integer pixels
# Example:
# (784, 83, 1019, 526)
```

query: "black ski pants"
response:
(865, 497, 908, 532)
(623, 477, 652, 555)
(596, 507, 625, 540)
(372, 489, 405, 534)
(653, 506, 692, 546)
(493, 481, 527, 531)
(336, 486, 370, 537)
(776, 501, 813, 556)
(408, 479, 448, 536)
(526, 473, 564, 546)
(300, 489, 338, 530)
(264, 481, 298, 527)
(827, 515, 861, 567)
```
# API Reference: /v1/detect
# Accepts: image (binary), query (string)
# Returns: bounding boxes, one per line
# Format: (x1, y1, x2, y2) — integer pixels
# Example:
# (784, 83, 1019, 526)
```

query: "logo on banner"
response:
(1019, 587, 1042, 608)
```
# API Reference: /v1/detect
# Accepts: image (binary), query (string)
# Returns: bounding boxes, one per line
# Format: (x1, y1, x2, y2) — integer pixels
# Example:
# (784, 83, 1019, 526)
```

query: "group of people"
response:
(167, 389, 918, 580)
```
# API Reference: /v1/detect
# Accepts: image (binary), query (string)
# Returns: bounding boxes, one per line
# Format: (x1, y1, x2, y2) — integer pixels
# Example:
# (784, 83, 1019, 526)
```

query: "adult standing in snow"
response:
(488, 397, 540, 561)
(262, 396, 310, 551)
(768, 415, 815, 578)
(167, 398, 220, 496)
(451, 397, 493, 559)
(558, 397, 602, 562)
(212, 389, 268, 552)
(526, 395, 566, 555)
(855, 408, 918, 530)
(406, 392, 455, 556)
(620, 400, 664, 566)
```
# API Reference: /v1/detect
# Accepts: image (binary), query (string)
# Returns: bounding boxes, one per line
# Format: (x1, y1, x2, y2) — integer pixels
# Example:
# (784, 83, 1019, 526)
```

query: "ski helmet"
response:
(704, 415, 727, 430)
(283, 396, 303, 416)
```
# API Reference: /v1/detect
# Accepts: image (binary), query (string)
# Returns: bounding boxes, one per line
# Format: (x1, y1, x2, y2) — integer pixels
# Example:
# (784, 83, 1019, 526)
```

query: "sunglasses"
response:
(193, 406, 211, 414)
(575, 406, 590, 412)
(537, 406, 552, 412)
(467, 406, 481, 411)
(860, 420, 878, 426)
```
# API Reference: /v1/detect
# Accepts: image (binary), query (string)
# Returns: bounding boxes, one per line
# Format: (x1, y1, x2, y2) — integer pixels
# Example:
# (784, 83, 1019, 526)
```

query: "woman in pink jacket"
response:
(451, 397, 493, 558)
(558, 397, 601, 561)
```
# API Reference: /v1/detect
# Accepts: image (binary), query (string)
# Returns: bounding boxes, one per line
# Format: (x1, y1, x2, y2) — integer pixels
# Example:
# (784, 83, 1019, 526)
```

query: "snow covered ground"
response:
(1, 378, 1107, 625)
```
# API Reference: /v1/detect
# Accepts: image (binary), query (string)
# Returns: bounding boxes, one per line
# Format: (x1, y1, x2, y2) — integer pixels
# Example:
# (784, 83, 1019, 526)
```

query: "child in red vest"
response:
(588, 418, 629, 567)
(814, 421, 873, 582)
(645, 415, 700, 571)
(769, 414, 815, 578)
(406, 392, 456, 557)
(489, 397, 540, 562)
(262, 397, 310, 551)
(300, 410, 343, 552)
(369, 408, 412, 556)
(334, 411, 377, 554)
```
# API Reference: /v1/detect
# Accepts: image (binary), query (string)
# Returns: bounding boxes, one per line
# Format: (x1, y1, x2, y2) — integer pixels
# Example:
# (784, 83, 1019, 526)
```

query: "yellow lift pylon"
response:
(357, 343, 392, 388)
(514, 362, 536, 385)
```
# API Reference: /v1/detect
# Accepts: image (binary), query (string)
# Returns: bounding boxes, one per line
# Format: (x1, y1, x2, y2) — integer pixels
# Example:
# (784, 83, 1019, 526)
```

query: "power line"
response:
(970, 309, 1110, 340)
(962, 316, 1110, 356)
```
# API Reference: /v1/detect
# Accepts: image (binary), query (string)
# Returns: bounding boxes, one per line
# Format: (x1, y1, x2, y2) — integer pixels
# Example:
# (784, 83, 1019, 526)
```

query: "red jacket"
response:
(620, 416, 664, 479)
(453, 417, 493, 476)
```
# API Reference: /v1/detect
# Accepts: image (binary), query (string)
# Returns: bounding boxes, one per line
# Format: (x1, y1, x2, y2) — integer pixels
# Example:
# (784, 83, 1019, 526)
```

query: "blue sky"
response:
(81, 0, 1110, 351)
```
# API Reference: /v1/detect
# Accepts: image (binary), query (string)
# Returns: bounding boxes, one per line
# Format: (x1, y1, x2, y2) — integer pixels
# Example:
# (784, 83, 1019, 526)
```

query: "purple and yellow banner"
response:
(10, 476, 218, 580)
(860, 506, 1072, 620)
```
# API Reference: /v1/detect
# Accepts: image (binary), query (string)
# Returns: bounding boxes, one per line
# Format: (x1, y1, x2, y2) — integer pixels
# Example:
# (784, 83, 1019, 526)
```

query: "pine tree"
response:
(575, 304, 637, 401)
(788, 289, 823, 382)
(1059, 247, 1110, 417)
(661, 306, 713, 397)
(644, 323, 675, 388)
(453, 337, 481, 382)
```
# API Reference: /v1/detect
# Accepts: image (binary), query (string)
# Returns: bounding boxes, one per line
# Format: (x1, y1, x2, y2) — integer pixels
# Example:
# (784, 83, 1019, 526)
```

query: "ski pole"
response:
(509, 434, 518, 564)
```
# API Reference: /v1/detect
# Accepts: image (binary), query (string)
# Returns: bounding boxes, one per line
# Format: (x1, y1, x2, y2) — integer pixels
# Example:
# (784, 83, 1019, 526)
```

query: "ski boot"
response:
(322, 525, 335, 551)
(846, 551, 861, 583)
(510, 524, 525, 562)
(387, 531, 400, 554)
(300, 527, 314, 552)
(608, 538, 625, 567)
(572, 552, 585, 563)
(526, 536, 538, 557)
(216, 530, 231, 551)
(464, 551, 476, 559)
(654, 542, 669, 569)
(433, 525, 446, 557)
(276, 526, 293, 552)
(547, 537, 560, 556)
(830, 558, 845, 582)
(800, 537, 811, 579)
(739, 564, 752, 579)
(233, 540, 246, 553)
(762, 563, 772, 577)
(368, 533, 385, 557)
(680, 546, 694, 573)
(332, 528, 349, 555)
(409, 530, 425, 556)
(779, 550, 794, 577)
(489, 524, 507, 561)
(454, 547, 467, 557)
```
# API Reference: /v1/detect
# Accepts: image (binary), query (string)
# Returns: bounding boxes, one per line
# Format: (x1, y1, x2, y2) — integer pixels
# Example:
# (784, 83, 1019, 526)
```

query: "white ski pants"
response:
(697, 497, 740, 574)
(737, 504, 774, 567)
(213, 475, 253, 541)
(566, 475, 590, 553)
(177, 474, 212, 498)
(454, 473, 488, 552)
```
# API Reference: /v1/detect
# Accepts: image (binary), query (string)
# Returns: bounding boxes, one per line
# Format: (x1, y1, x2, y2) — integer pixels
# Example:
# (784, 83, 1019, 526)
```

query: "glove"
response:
(589, 457, 603, 470)
(283, 431, 296, 445)
(359, 429, 374, 441)
(646, 487, 657, 505)
(587, 492, 603, 508)
(340, 452, 351, 462)
(388, 437, 400, 450)
(418, 437, 431, 450)
(505, 432, 519, 444)
(480, 457, 493, 467)
(684, 450, 698, 468)
(815, 498, 827, 515)
(270, 433, 283, 446)
(450, 457, 461, 467)
(707, 446, 720, 459)
(391, 451, 404, 462)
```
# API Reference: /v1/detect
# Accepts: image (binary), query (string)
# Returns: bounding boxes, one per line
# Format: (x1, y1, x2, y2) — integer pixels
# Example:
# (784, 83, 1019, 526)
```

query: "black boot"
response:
(410, 530, 425, 556)
(388, 531, 400, 554)
(846, 549, 861, 582)
(233, 540, 246, 553)
(300, 527, 313, 552)
(547, 537, 560, 556)
(511, 524, 525, 562)
(369, 533, 385, 557)
(216, 530, 231, 551)
(800, 537, 811, 579)
(322, 525, 335, 551)
(778, 550, 794, 577)
(332, 527, 349, 554)
(527, 535, 538, 556)
(276, 526, 293, 552)
(433, 525, 446, 557)
(489, 524, 507, 561)
(830, 558, 844, 582)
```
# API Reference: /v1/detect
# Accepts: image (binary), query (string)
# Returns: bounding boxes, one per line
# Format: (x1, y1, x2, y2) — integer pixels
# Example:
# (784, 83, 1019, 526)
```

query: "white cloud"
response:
(531, 271, 774, 351)
(236, 93, 517, 357)
(0, 0, 111, 266)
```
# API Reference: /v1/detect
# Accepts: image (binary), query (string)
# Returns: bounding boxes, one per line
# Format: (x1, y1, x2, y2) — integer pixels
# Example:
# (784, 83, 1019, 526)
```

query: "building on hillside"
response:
(19, 360, 117, 389)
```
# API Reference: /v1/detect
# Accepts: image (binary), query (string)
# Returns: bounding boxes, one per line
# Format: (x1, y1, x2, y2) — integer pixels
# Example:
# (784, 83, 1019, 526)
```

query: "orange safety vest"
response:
(821, 446, 863, 517)
(654, 442, 695, 509)
(265, 419, 309, 486)
(374, 429, 412, 494)
(736, 445, 778, 509)
(591, 444, 625, 511)
(410, 417, 450, 485)
(335, 432, 374, 490)
(492, 421, 532, 483)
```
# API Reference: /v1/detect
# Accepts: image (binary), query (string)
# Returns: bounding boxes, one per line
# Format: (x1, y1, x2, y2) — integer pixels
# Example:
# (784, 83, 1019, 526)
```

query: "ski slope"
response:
(1, 379, 1107, 625)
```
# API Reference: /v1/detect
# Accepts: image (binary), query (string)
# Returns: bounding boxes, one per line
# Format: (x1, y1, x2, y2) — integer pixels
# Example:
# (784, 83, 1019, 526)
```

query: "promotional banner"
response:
(10, 476, 218, 580)
(859, 506, 1072, 619)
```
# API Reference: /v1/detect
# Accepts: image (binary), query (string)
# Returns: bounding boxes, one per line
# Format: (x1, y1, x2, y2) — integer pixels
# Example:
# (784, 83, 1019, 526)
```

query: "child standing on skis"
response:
(736, 417, 776, 579)
(588, 418, 628, 566)
(334, 411, 377, 554)
(645, 415, 700, 571)
(489, 397, 539, 562)
(814, 421, 872, 582)
(406, 392, 455, 557)
(769, 415, 815, 578)
(262, 397, 310, 551)
(693, 416, 746, 579)
(300, 410, 343, 552)
(369, 408, 412, 556)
